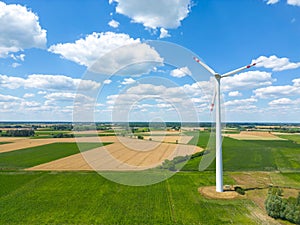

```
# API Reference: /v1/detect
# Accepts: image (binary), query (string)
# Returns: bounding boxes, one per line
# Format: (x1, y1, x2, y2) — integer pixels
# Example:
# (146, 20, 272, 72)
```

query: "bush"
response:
(137, 135, 144, 140)
(234, 186, 245, 195)
(190, 151, 207, 159)
(52, 133, 74, 138)
(160, 160, 176, 171)
(172, 155, 189, 164)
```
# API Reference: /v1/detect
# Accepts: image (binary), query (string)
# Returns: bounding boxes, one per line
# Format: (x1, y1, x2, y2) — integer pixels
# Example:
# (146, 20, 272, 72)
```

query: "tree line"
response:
(0, 129, 35, 137)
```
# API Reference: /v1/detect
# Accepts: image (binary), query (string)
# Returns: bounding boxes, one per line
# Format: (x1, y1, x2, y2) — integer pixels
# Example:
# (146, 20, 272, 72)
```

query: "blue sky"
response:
(0, 0, 300, 122)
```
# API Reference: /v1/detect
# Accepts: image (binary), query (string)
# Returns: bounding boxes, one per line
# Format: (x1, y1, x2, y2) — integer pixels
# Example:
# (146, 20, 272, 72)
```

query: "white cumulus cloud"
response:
(90, 42, 163, 75)
(253, 55, 300, 71)
(121, 78, 136, 85)
(0, 74, 100, 91)
(108, 19, 120, 28)
(265, 0, 279, 4)
(107, 82, 201, 120)
(104, 79, 112, 84)
(268, 98, 293, 106)
(293, 78, 300, 86)
(23, 93, 35, 98)
(225, 98, 257, 107)
(49, 32, 163, 75)
(222, 71, 275, 92)
(254, 85, 300, 98)
(45, 92, 94, 106)
(287, 0, 300, 6)
(49, 32, 140, 67)
(0, 93, 22, 102)
(109, 0, 192, 29)
(254, 77, 300, 99)
(0, 1, 47, 57)
(228, 91, 242, 97)
(170, 66, 192, 78)
(159, 28, 171, 39)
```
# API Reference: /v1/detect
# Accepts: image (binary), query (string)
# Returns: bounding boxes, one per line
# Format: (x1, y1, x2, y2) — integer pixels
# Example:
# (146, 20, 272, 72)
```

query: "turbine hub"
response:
(214, 74, 221, 79)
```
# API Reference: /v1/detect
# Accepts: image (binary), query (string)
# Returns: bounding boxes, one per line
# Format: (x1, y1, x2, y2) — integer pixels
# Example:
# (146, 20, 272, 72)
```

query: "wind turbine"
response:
(193, 56, 258, 192)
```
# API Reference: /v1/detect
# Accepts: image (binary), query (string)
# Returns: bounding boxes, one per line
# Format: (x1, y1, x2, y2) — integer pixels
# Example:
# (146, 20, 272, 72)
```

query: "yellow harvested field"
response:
(0, 136, 112, 153)
(143, 135, 193, 144)
(223, 131, 286, 140)
(143, 131, 181, 135)
(27, 137, 203, 171)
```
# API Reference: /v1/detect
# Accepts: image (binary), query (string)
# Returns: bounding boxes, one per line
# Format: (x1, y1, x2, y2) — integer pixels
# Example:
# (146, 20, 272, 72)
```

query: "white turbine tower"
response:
(193, 56, 258, 192)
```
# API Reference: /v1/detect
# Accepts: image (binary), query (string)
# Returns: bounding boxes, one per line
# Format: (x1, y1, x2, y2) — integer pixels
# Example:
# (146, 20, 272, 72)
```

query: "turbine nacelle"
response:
(214, 74, 221, 80)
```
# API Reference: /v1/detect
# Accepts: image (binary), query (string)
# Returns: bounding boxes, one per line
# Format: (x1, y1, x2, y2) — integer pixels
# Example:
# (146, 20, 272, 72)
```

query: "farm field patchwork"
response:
(0, 131, 299, 224)
(0, 142, 108, 170)
(27, 138, 202, 171)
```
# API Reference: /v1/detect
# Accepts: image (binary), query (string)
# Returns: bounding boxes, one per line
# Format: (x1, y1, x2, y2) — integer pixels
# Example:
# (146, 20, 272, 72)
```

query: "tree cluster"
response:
(53, 125, 73, 131)
(265, 188, 300, 224)
(3, 129, 35, 137)
(52, 133, 74, 138)
(159, 151, 208, 171)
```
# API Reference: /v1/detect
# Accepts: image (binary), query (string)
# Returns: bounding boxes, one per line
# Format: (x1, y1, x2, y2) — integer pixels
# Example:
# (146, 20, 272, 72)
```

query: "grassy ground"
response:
(0, 142, 11, 145)
(186, 131, 211, 148)
(278, 134, 300, 144)
(182, 136, 300, 172)
(0, 171, 258, 225)
(0, 142, 110, 170)
(35, 130, 71, 135)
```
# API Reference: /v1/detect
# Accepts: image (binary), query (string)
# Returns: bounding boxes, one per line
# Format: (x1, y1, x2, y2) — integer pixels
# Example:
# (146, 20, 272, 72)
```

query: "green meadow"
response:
(0, 172, 257, 225)
(183, 135, 300, 172)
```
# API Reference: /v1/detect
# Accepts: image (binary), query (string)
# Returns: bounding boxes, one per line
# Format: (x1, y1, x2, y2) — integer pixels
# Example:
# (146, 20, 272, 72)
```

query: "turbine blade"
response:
(193, 56, 216, 75)
(210, 89, 217, 112)
(221, 61, 258, 78)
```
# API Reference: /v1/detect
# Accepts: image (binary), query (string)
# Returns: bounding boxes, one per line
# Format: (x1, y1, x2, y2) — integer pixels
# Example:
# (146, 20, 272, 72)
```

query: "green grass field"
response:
(0, 142, 11, 145)
(35, 130, 71, 135)
(278, 134, 300, 144)
(0, 171, 258, 225)
(183, 136, 300, 172)
(0, 142, 110, 170)
(186, 131, 211, 148)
